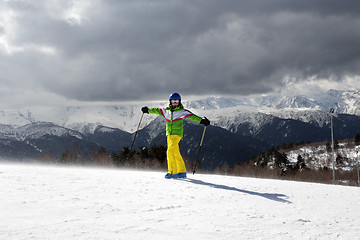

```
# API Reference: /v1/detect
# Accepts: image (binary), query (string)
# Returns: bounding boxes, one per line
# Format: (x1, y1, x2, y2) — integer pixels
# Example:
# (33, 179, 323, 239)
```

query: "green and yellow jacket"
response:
(148, 104, 202, 137)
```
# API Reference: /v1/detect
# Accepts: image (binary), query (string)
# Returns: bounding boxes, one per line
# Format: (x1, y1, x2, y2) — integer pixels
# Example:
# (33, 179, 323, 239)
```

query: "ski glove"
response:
(141, 106, 149, 114)
(200, 117, 210, 126)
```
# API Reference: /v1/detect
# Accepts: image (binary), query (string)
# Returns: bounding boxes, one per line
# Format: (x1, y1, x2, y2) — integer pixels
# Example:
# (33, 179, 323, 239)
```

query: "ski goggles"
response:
(170, 99, 180, 104)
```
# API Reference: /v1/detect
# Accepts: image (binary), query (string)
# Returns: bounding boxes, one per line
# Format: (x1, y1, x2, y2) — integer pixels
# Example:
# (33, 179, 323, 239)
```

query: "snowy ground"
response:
(1, 162, 360, 240)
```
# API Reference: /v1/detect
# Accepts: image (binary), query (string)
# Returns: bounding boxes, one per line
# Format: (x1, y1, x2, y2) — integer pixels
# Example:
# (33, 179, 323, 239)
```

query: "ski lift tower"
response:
(329, 108, 336, 184)
(357, 150, 359, 187)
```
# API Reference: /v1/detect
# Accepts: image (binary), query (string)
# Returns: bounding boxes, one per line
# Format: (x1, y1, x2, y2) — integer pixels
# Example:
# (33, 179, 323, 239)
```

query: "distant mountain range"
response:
(1, 89, 360, 171)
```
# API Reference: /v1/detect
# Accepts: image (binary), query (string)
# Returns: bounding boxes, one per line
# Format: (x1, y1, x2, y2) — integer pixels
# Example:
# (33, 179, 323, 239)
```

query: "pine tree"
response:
(37, 152, 57, 164)
(111, 146, 133, 166)
(296, 155, 306, 169)
(91, 147, 112, 166)
(336, 154, 344, 165)
(60, 144, 82, 164)
(326, 142, 332, 152)
(149, 144, 167, 163)
(138, 146, 150, 159)
(355, 133, 360, 145)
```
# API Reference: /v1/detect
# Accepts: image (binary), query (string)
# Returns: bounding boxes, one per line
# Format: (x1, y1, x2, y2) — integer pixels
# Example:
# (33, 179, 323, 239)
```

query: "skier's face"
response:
(170, 99, 180, 107)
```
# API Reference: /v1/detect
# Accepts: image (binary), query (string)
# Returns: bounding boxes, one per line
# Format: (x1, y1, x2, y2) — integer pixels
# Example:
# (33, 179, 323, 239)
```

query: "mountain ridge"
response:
(0, 89, 359, 170)
(1, 89, 359, 134)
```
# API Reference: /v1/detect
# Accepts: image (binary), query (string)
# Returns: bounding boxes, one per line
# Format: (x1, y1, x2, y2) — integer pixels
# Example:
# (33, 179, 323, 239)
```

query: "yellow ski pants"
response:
(167, 135, 186, 174)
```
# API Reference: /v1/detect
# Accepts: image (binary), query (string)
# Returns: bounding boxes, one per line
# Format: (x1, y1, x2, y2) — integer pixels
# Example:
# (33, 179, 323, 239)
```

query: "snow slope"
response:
(1, 163, 360, 239)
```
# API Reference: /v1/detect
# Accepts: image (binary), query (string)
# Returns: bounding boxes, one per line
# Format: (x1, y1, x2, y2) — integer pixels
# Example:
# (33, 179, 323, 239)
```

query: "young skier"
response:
(141, 93, 210, 179)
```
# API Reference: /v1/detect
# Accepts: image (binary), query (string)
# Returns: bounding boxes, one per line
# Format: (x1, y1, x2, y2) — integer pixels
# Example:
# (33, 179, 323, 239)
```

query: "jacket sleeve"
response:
(187, 113, 202, 123)
(148, 108, 163, 117)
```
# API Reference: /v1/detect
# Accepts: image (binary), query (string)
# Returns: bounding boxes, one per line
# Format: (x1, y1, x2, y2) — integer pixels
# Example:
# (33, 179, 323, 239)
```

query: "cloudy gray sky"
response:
(1, 0, 360, 108)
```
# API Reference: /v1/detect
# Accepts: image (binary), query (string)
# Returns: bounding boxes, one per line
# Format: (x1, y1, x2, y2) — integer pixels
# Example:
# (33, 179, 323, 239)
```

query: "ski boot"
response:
(177, 172, 187, 178)
(165, 173, 178, 179)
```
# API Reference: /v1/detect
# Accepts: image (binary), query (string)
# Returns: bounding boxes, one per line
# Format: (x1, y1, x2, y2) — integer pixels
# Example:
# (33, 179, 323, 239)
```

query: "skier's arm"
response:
(148, 107, 163, 117)
(187, 113, 203, 123)
(186, 110, 210, 125)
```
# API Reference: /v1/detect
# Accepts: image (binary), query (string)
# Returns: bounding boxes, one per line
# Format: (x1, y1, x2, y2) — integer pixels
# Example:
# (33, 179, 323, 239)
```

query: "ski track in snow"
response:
(1, 163, 360, 239)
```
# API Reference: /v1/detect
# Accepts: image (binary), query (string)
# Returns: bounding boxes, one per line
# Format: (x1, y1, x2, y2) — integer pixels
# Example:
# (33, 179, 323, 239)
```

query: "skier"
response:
(141, 93, 210, 179)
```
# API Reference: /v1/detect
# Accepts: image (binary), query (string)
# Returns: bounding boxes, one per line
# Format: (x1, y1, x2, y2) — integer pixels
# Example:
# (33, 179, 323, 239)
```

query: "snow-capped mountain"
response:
(254, 95, 322, 110)
(0, 122, 99, 159)
(194, 89, 360, 130)
(320, 89, 360, 115)
(0, 122, 84, 141)
(184, 96, 245, 110)
(0, 89, 359, 134)
(0, 104, 159, 134)
(274, 96, 321, 109)
(257, 89, 360, 113)
(0, 89, 359, 169)
(173, 89, 360, 132)
(210, 111, 276, 135)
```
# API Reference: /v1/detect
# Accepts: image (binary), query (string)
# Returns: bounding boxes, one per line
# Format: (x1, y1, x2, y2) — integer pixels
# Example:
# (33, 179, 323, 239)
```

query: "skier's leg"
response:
(166, 135, 178, 175)
(172, 135, 186, 174)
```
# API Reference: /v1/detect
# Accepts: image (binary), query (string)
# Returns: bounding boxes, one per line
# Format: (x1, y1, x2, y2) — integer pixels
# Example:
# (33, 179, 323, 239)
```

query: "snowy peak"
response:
(256, 89, 360, 112)
(0, 122, 84, 141)
(273, 96, 321, 109)
(0, 104, 160, 134)
(212, 112, 276, 134)
(320, 89, 360, 115)
(184, 97, 244, 110)
(252, 95, 321, 110)
(0, 89, 359, 138)
(183, 89, 360, 114)
(0, 109, 34, 126)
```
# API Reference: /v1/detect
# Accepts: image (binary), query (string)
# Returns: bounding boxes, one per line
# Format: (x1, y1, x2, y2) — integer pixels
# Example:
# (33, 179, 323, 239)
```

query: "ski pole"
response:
(192, 125, 207, 175)
(130, 112, 144, 152)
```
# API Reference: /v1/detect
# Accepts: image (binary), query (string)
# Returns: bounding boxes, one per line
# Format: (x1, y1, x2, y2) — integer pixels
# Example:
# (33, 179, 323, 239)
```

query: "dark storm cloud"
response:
(1, 0, 360, 104)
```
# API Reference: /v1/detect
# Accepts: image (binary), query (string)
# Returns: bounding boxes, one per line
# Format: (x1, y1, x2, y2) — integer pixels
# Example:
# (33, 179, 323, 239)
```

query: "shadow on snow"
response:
(180, 178, 292, 204)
